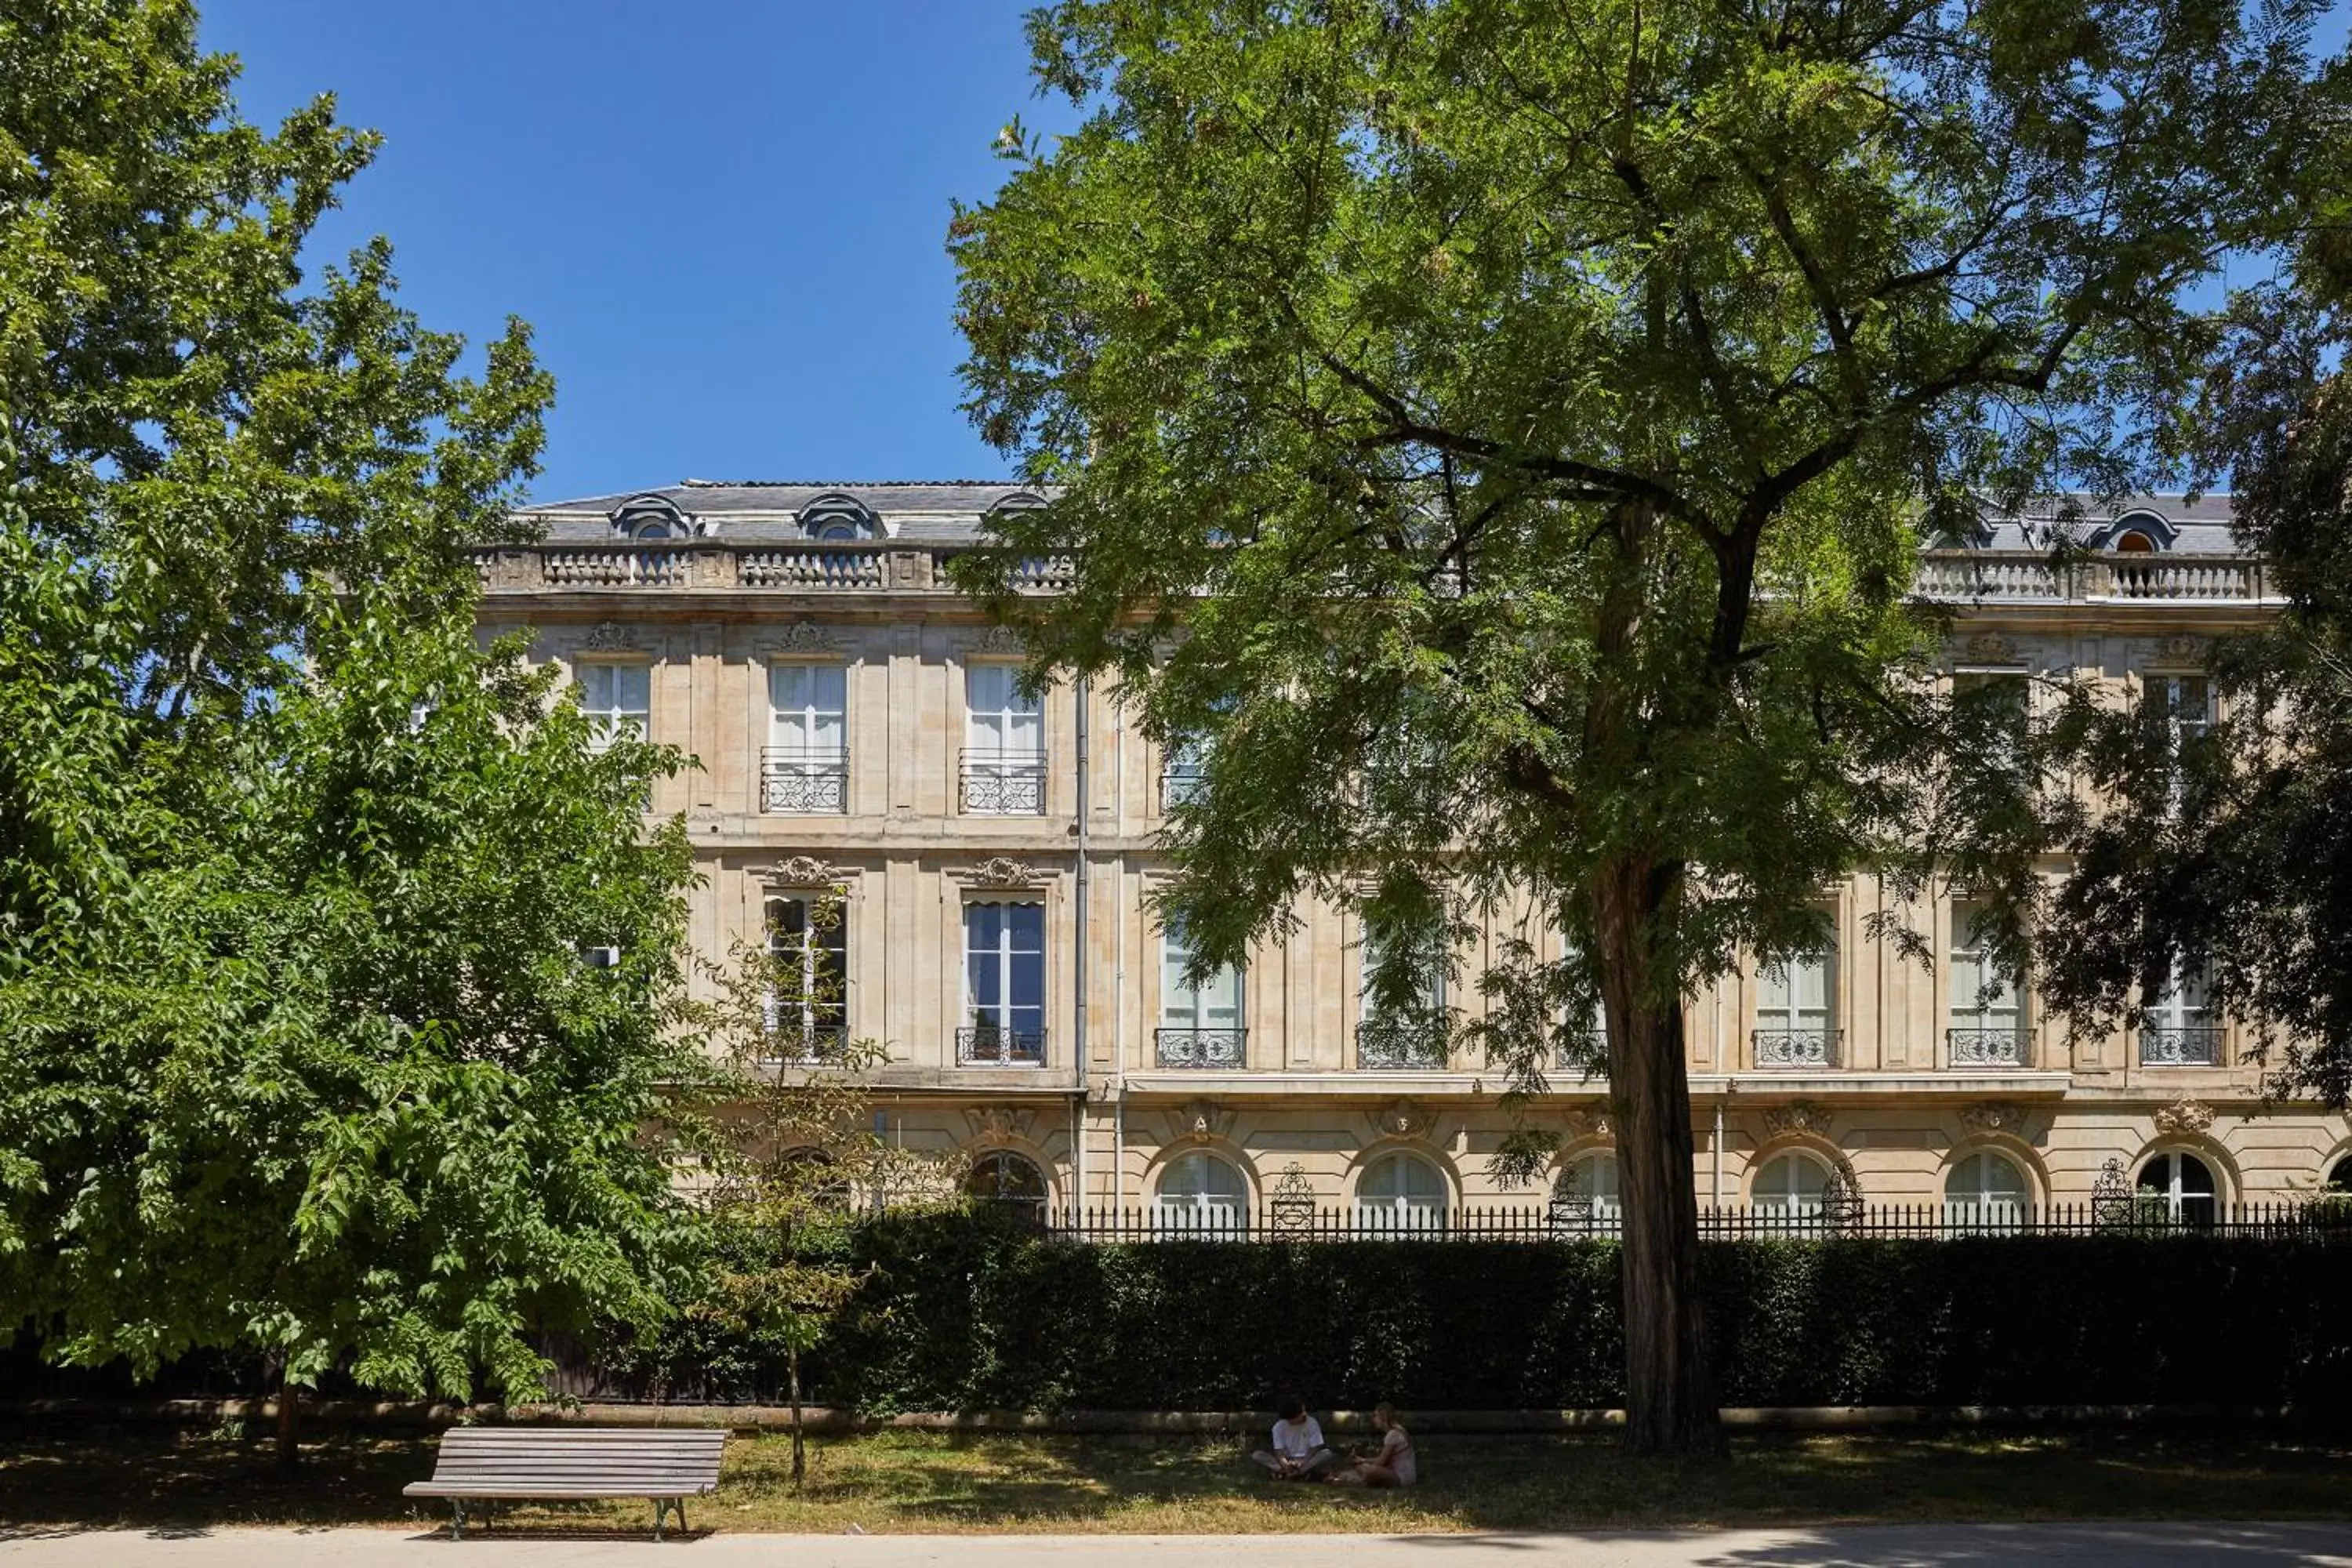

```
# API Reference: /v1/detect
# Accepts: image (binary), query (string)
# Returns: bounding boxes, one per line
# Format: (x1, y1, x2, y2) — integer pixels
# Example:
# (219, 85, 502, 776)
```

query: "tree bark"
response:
(1596, 858, 1722, 1457)
(788, 1343, 805, 1486)
(276, 1363, 300, 1472)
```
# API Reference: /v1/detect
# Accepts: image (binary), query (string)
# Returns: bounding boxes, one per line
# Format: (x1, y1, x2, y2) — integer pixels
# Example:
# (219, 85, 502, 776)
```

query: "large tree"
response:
(0, 0, 707, 1458)
(950, 0, 2331, 1450)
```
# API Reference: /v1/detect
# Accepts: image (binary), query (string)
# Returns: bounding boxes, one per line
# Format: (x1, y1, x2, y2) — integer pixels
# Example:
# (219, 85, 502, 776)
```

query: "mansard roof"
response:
(514, 481, 2241, 554)
(514, 480, 1048, 543)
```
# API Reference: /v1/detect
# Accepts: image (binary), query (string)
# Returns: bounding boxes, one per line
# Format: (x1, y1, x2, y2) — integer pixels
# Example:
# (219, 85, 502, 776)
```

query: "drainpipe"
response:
(1073, 676, 1091, 1218)
(1712, 1097, 1726, 1209)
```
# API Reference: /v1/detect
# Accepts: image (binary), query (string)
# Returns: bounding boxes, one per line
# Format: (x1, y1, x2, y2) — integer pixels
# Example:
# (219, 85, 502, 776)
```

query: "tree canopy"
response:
(951, 0, 2336, 1450)
(0, 0, 707, 1428)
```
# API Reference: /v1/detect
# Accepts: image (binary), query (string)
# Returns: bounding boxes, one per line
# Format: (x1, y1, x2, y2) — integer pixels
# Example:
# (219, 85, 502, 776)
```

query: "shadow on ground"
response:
(7, 1424, 2352, 1537)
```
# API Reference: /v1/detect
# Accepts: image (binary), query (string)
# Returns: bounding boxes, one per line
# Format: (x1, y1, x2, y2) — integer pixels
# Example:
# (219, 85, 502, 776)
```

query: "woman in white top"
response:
(1330, 1402, 1417, 1487)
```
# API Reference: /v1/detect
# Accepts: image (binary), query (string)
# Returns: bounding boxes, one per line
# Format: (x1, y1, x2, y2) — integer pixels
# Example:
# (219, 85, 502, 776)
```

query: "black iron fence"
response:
(1036, 1199, 2352, 1243)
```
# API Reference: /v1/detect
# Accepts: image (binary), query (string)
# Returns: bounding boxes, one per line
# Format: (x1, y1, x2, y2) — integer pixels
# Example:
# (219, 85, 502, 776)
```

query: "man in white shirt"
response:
(1249, 1396, 1338, 1480)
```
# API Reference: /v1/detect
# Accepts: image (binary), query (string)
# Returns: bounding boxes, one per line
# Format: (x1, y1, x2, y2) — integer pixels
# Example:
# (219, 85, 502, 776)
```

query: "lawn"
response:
(5, 1424, 2352, 1536)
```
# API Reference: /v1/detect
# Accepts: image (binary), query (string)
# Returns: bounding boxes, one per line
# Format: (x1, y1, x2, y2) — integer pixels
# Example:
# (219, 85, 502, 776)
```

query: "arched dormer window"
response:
(798, 492, 880, 541)
(2103, 510, 2175, 553)
(985, 489, 1049, 520)
(610, 494, 696, 541)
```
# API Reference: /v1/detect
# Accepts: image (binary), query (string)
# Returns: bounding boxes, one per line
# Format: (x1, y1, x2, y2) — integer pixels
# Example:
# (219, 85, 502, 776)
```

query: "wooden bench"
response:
(404, 1425, 727, 1540)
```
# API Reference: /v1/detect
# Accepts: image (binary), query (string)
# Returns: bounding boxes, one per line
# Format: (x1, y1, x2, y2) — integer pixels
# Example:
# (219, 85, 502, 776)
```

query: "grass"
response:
(7, 1424, 2352, 1536)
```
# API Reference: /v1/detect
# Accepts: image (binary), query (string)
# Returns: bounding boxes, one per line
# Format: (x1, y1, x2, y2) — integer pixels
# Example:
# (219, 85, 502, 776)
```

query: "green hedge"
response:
(601, 1214, 2352, 1413)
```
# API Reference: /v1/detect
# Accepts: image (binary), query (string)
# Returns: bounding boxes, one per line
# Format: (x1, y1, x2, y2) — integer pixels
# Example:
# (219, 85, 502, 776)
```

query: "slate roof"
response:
(514, 481, 1049, 543)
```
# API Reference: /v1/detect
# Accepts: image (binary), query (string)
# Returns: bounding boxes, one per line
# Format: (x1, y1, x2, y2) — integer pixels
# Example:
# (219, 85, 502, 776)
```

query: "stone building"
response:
(474, 481, 2349, 1228)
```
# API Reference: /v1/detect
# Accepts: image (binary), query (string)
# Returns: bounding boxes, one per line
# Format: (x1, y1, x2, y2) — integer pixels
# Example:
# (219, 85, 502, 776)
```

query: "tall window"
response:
(1357, 925, 1449, 1069)
(962, 901, 1045, 1065)
(1947, 902, 2025, 1066)
(965, 1149, 1047, 1221)
(765, 663, 848, 814)
(1155, 1152, 1248, 1232)
(2143, 960, 2217, 1065)
(2154, 673, 2214, 746)
(765, 896, 848, 1060)
(2136, 1150, 2218, 1227)
(1952, 670, 2031, 764)
(1752, 1152, 1832, 1217)
(1156, 918, 1243, 1068)
(1755, 946, 1835, 1067)
(1944, 1151, 2029, 1231)
(963, 665, 1045, 814)
(1552, 1153, 1621, 1224)
(1161, 735, 1206, 810)
(1356, 1152, 1447, 1232)
(576, 662, 649, 750)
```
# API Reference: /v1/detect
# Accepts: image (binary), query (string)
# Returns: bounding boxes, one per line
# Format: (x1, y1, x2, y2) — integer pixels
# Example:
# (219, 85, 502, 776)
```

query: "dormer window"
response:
(2103, 509, 2172, 553)
(798, 492, 881, 541)
(609, 494, 695, 541)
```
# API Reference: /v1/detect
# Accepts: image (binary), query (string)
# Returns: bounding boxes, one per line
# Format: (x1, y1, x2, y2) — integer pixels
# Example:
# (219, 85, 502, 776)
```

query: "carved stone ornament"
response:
(963, 1105, 1036, 1145)
(580, 620, 634, 652)
(1563, 1106, 1615, 1143)
(971, 623, 1027, 657)
(958, 856, 1044, 889)
(1962, 631, 2018, 663)
(2156, 634, 2208, 665)
(2154, 1098, 2216, 1137)
(749, 855, 842, 889)
(771, 620, 841, 655)
(1371, 1098, 1428, 1141)
(1172, 1098, 1232, 1144)
(1958, 1101, 2026, 1137)
(1762, 1100, 1833, 1141)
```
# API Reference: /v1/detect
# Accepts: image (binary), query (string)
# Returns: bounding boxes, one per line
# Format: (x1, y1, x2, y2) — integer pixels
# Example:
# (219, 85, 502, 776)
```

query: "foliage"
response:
(684, 898, 955, 1478)
(2035, 255, 2352, 1103)
(604, 1216, 2352, 1414)
(0, 0, 705, 1411)
(949, 0, 2336, 1446)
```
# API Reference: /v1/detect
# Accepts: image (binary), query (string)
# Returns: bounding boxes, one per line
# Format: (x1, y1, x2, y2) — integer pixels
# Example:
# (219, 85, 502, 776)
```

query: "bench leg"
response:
(653, 1497, 669, 1541)
(450, 1501, 466, 1542)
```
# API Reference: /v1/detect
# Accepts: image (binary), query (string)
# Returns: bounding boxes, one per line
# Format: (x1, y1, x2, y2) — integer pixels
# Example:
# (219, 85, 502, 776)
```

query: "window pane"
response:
(617, 664, 650, 712)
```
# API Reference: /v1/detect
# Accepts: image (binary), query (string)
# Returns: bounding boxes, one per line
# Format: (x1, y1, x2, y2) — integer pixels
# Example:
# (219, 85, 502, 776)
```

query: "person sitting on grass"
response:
(1250, 1396, 1338, 1481)
(1329, 1403, 1417, 1488)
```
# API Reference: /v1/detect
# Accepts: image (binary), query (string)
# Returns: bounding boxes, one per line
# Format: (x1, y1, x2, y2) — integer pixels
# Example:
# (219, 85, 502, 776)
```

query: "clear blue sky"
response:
(199, 1, 1076, 504)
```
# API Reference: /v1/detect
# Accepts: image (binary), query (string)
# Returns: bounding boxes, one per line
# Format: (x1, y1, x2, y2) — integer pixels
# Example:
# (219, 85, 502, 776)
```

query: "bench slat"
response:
(412, 1427, 726, 1509)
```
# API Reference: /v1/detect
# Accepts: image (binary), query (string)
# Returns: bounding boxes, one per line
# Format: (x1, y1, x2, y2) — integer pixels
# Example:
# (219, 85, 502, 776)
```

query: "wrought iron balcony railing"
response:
(2140, 1025, 2223, 1066)
(1155, 1026, 1247, 1069)
(1357, 1014, 1449, 1070)
(960, 750, 1047, 815)
(757, 1023, 848, 1067)
(1947, 1026, 2028, 1068)
(1159, 770, 1204, 812)
(1753, 1026, 1842, 1069)
(760, 747, 848, 813)
(957, 1025, 1047, 1066)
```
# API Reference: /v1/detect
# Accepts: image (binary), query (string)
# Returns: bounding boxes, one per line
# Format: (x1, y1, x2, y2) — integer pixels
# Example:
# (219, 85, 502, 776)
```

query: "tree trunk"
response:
(276, 1363, 300, 1472)
(788, 1343, 805, 1486)
(1596, 858, 1721, 1457)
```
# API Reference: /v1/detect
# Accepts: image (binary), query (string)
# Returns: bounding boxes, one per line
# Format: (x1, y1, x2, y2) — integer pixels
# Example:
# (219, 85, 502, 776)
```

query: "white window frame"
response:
(1160, 918, 1243, 1030)
(1952, 666, 2032, 761)
(2137, 1149, 2220, 1225)
(1943, 1150, 2030, 1230)
(964, 663, 1044, 761)
(1555, 1152, 1621, 1221)
(1154, 1151, 1249, 1232)
(1751, 1151, 1833, 1216)
(764, 895, 848, 1054)
(1355, 1151, 1449, 1232)
(1947, 901, 2026, 1058)
(768, 662, 848, 760)
(963, 899, 1047, 1049)
(575, 660, 650, 751)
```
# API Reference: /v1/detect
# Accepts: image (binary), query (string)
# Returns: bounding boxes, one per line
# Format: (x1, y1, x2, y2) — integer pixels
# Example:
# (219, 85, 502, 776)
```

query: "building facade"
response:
(475, 481, 2351, 1228)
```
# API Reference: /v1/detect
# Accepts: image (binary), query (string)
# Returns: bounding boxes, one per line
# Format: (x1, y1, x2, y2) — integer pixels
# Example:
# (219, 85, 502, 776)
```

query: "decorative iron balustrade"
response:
(2140, 1025, 2223, 1065)
(1159, 771, 1204, 812)
(1752, 1027, 1842, 1069)
(1037, 1198, 2352, 1243)
(1947, 1026, 2028, 1068)
(957, 1025, 1047, 1066)
(1155, 1027, 1247, 1069)
(760, 749, 848, 813)
(757, 1024, 848, 1067)
(960, 752, 1047, 815)
(1357, 1015, 1449, 1070)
